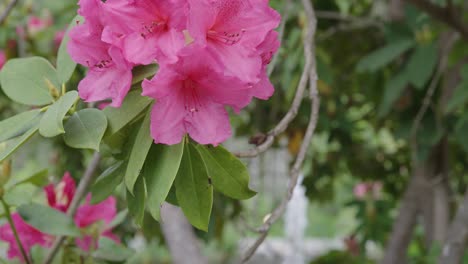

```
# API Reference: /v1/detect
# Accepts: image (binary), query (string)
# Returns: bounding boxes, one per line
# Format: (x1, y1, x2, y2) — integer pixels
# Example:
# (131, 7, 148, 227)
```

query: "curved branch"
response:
(0, 0, 18, 25)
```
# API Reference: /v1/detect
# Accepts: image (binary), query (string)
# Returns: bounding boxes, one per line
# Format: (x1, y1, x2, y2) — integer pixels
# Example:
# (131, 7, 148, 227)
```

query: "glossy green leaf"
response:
(445, 81, 468, 113)
(0, 121, 40, 162)
(103, 90, 152, 135)
(131, 64, 158, 85)
(18, 203, 80, 236)
(127, 176, 146, 225)
(93, 237, 134, 262)
(378, 72, 408, 117)
(405, 42, 438, 89)
(91, 161, 125, 204)
(0, 57, 58, 105)
(39, 91, 79, 138)
(455, 114, 468, 154)
(56, 16, 82, 83)
(356, 38, 415, 72)
(196, 144, 256, 200)
(175, 143, 213, 231)
(63, 109, 107, 150)
(0, 109, 41, 142)
(144, 142, 184, 220)
(125, 110, 153, 193)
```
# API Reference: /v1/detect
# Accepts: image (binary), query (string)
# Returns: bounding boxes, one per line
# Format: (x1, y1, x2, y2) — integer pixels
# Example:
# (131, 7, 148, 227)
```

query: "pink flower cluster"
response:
(68, 0, 280, 145)
(0, 50, 5, 70)
(353, 181, 383, 200)
(0, 173, 118, 262)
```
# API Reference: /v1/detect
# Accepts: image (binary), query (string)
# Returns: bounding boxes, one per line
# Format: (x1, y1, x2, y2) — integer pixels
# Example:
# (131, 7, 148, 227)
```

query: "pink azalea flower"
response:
(143, 45, 252, 145)
(27, 16, 53, 36)
(0, 50, 6, 70)
(353, 183, 368, 199)
(0, 214, 52, 262)
(0, 172, 119, 261)
(101, 0, 187, 65)
(68, 0, 133, 107)
(187, 0, 280, 82)
(44, 172, 76, 213)
(353, 182, 383, 200)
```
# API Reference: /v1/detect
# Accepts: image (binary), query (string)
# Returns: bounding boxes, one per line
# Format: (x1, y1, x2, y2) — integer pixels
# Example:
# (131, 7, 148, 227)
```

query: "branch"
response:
(404, 0, 468, 40)
(42, 152, 102, 264)
(0, 0, 18, 25)
(241, 0, 319, 261)
(439, 190, 468, 263)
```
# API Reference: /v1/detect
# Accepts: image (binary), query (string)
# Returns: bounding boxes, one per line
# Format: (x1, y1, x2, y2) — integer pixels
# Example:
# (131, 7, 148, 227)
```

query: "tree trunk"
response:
(160, 203, 208, 264)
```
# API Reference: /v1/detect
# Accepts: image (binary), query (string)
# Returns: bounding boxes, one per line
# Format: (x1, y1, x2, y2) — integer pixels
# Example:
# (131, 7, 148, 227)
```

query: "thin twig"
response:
(0, 0, 18, 25)
(42, 152, 102, 264)
(241, 0, 319, 261)
(234, 13, 313, 158)
(0, 199, 32, 264)
(410, 33, 458, 165)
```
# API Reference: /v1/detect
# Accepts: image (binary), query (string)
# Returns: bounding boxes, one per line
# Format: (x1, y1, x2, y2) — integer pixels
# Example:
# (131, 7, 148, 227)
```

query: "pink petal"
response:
(149, 94, 187, 145)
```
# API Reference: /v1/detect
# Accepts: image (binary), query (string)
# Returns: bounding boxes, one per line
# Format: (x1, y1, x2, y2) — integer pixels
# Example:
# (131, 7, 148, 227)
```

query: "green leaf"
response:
(108, 209, 128, 229)
(356, 38, 415, 73)
(39, 91, 79, 138)
(93, 237, 134, 262)
(127, 176, 146, 225)
(0, 57, 58, 105)
(0, 110, 42, 142)
(455, 114, 468, 153)
(144, 142, 184, 221)
(4, 184, 36, 206)
(56, 16, 82, 83)
(91, 161, 125, 204)
(125, 110, 153, 193)
(378, 72, 409, 117)
(9, 169, 49, 188)
(18, 203, 80, 236)
(175, 143, 213, 231)
(131, 64, 158, 85)
(445, 81, 468, 113)
(405, 42, 438, 89)
(63, 109, 107, 150)
(196, 144, 256, 200)
(103, 90, 152, 135)
(0, 121, 40, 162)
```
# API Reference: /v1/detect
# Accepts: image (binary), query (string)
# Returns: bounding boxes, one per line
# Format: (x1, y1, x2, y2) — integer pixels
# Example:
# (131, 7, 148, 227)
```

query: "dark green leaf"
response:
(63, 109, 107, 150)
(108, 209, 128, 229)
(405, 42, 437, 89)
(125, 110, 153, 193)
(103, 90, 152, 135)
(0, 110, 42, 142)
(455, 114, 468, 153)
(127, 176, 146, 225)
(378, 72, 408, 117)
(175, 143, 213, 231)
(144, 142, 184, 220)
(0, 57, 58, 105)
(445, 81, 468, 113)
(91, 161, 125, 204)
(131, 64, 158, 85)
(357, 38, 415, 72)
(18, 203, 80, 236)
(39, 91, 79, 138)
(196, 144, 256, 200)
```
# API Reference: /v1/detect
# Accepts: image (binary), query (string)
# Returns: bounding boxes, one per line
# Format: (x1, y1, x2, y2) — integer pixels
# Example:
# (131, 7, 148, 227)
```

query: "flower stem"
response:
(0, 199, 32, 264)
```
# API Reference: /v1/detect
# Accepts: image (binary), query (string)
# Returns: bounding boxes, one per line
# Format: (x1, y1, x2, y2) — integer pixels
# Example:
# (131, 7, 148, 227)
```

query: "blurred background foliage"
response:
(1, 0, 468, 263)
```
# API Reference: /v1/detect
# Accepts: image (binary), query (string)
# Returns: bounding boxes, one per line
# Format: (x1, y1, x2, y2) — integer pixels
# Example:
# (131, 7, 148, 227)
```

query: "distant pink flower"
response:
(143, 46, 251, 145)
(27, 16, 53, 36)
(353, 182, 383, 200)
(0, 50, 6, 70)
(68, 0, 133, 107)
(0, 214, 52, 262)
(0, 172, 119, 261)
(187, 0, 280, 82)
(101, 0, 187, 65)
